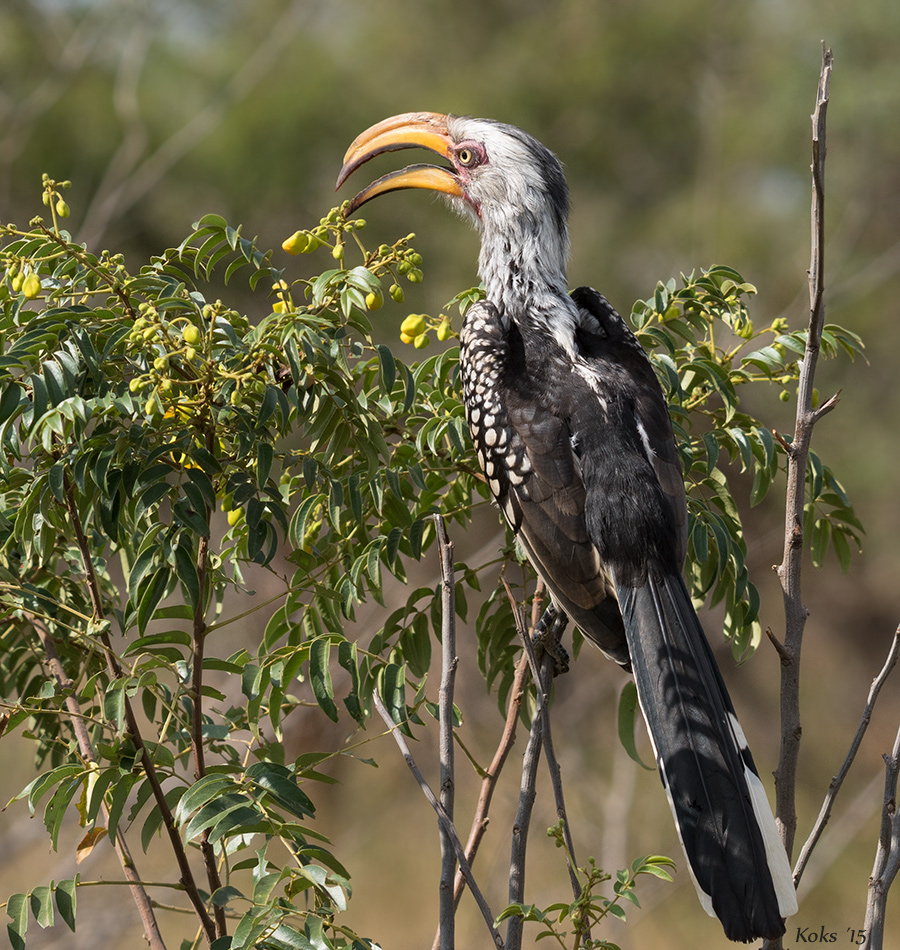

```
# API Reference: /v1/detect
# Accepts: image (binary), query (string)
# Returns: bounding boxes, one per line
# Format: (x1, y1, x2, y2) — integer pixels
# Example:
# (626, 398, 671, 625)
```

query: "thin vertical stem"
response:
(435, 515, 458, 950)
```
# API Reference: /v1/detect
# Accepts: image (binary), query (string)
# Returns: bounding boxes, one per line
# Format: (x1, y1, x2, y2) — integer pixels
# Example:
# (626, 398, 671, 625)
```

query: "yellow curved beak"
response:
(336, 112, 464, 212)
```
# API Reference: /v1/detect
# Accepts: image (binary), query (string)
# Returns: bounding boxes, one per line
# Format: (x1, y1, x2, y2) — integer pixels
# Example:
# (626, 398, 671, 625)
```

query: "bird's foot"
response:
(531, 605, 570, 675)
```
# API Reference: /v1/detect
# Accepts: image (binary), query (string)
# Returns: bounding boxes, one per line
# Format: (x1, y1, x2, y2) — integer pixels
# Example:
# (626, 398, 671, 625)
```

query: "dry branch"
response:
(773, 44, 834, 864)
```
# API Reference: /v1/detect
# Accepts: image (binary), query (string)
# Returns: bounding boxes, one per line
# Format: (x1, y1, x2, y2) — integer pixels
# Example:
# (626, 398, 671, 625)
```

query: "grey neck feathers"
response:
(476, 202, 579, 355)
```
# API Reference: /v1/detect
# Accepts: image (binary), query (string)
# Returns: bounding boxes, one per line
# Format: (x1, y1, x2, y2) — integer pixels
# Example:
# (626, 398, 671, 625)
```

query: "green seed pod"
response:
(332, 243, 343, 260)
(129, 378, 144, 393)
(413, 332, 429, 349)
(436, 317, 452, 341)
(407, 268, 424, 283)
(185, 346, 197, 362)
(56, 199, 70, 219)
(182, 324, 202, 346)
(153, 356, 168, 372)
(389, 284, 404, 303)
(365, 290, 384, 311)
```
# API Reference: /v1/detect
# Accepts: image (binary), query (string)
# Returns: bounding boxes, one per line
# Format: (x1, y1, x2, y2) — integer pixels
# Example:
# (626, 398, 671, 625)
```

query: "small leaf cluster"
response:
(632, 266, 863, 657)
(498, 822, 676, 949)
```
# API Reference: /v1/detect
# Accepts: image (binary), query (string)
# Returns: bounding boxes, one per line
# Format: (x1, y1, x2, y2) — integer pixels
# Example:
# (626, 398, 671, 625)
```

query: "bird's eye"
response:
(456, 145, 482, 168)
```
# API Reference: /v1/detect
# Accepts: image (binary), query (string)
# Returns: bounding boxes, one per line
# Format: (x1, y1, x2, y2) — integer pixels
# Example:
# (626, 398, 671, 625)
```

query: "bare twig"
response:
(863, 718, 900, 949)
(772, 45, 834, 868)
(516, 605, 581, 902)
(506, 659, 544, 950)
(435, 515, 458, 950)
(372, 690, 503, 948)
(794, 624, 900, 887)
(33, 617, 167, 950)
(431, 651, 530, 950)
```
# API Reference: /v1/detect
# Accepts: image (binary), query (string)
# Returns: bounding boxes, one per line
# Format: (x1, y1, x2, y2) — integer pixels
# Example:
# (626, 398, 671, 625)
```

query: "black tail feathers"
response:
(617, 568, 797, 942)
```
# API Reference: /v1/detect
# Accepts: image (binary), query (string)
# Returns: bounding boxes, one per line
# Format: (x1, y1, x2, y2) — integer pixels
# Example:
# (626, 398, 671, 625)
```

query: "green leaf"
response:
(379, 662, 408, 733)
(377, 344, 396, 394)
(6, 892, 27, 950)
(137, 566, 171, 635)
(44, 776, 84, 850)
(211, 885, 245, 907)
(810, 516, 831, 568)
(176, 774, 237, 825)
(309, 636, 339, 722)
(29, 885, 54, 929)
(174, 542, 201, 612)
(245, 762, 315, 819)
(617, 682, 654, 770)
(337, 639, 364, 725)
(54, 878, 78, 932)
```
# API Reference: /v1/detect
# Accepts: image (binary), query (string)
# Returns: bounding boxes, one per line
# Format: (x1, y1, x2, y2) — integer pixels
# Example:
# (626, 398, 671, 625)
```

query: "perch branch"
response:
(431, 650, 530, 950)
(372, 689, 503, 948)
(503, 580, 581, 950)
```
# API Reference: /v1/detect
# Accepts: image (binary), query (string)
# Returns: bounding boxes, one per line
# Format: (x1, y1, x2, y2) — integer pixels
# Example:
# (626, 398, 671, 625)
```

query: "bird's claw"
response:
(531, 605, 570, 675)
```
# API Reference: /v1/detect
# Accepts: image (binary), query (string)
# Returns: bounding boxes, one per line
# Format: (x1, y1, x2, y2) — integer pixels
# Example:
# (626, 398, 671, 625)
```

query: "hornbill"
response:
(337, 112, 797, 942)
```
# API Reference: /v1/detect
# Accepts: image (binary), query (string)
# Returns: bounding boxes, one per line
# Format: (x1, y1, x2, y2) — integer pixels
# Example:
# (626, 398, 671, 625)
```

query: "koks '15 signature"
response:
(795, 928, 867, 944)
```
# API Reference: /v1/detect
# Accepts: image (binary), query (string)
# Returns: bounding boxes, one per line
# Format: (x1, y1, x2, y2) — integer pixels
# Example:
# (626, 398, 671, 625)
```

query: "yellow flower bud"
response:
(22, 272, 41, 299)
(282, 231, 309, 255)
(400, 314, 426, 337)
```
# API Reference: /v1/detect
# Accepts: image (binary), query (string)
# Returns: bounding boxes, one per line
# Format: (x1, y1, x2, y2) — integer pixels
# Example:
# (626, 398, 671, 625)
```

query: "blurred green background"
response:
(2, 0, 900, 947)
